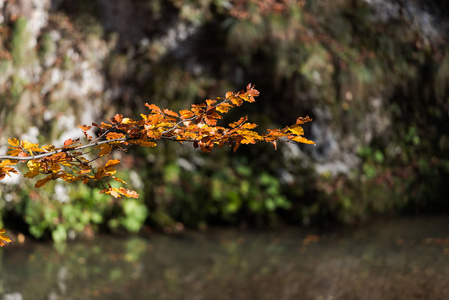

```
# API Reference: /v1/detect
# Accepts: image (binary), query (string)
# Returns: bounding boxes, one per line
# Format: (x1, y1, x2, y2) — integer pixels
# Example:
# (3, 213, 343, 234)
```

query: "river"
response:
(1, 216, 449, 300)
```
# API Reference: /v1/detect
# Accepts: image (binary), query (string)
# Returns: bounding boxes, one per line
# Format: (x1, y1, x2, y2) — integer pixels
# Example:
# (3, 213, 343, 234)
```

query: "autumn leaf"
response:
(233, 135, 244, 152)
(145, 103, 162, 113)
(179, 109, 195, 119)
(288, 125, 304, 136)
(229, 116, 248, 128)
(121, 118, 134, 125)
(0, 160, 18, 167)
(8, 138, 19, 147)
(230, 96, 243, 106)
(78, 124, 92, 131)
(106, 132, 125, 140)
(99, 144, 113, 156)
(216, 103, 233, 113)
(6, 149, 21, 156)
(206, 99, 217, 107)
(0, 229, 11, 247)
(22, 140, 39, 150)
(105, 159, 120, 168)
(295, 116, 313, 125)
(99, 187, 139, 199)
(289, 136, 315, 145)
(35, 175, 53, 188)
(114, 114, 123, 123)
(163, 109, 179, 117)
(138, 141, 157, 147)
(63, 138, 79, 148)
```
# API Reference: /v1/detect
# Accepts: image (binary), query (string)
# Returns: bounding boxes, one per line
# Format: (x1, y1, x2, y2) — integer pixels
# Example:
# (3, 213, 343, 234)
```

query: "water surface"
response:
(1, 216, 449, 300)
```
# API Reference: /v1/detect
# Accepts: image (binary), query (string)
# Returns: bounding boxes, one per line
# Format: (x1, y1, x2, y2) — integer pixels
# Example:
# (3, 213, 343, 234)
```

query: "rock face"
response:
(0, 0, 448, 234)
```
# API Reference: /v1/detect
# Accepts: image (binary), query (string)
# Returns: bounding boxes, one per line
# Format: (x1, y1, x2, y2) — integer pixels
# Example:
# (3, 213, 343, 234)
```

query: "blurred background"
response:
(0, 0, 448, 241)
(1, 0, 449, 299)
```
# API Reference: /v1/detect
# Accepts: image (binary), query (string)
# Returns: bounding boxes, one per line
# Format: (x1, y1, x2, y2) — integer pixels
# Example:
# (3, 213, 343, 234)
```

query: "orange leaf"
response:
(106, 132, 125, 140)
(139, 141, 157, 147)
(216, 103, 233, 113)
(163, 109, 179, 117)
(179, 109, 195, 119)
(145, 103, 162, 113)
(229, 116, 248, 128)
(78, 124, 92, 131)
(206, 99, 217, 107)
(114, 114, 123, 123)
(230, 96, 243, 106)
(64, 139, 74, 147)
(99, 144, 113, 156)
(295, 116, 313, 124)
(105, 159, 120, 168)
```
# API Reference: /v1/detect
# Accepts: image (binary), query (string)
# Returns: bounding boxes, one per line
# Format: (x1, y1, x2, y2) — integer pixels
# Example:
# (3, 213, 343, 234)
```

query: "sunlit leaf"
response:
(106, 132, 125, 140)
(288, 125, 304, 136)
(145, 103, 162, 113)
(114, 114, 123, 123)
(8, 138, 19, 147)
(0, 229, 11, 247)
(163, 109, 179, 117)
(105, 159, 120, 168)
(179, 109, 195, 119)
(78, 124, 92, 131)
(22, 140, 39, 150)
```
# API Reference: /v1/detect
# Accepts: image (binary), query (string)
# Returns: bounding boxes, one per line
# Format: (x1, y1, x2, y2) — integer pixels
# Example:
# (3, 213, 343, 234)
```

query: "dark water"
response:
(1, 216, 449, 300)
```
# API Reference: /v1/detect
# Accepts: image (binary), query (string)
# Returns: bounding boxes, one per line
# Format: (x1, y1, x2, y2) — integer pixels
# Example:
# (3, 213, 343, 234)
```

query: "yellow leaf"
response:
(0, 229, 11, 247)
(22, 140, 39, 150)
(105, 159, 120, 168)
(6, 149, 21, 156)
(8, 138, 19, 147)
(216, 103, 233, 113)
(288, 125, 304, 136)
(121, 118, 134, 124)
(0, 159, 18, 167)
(290, 136, 315, 145)
(42, 145, 56, 151)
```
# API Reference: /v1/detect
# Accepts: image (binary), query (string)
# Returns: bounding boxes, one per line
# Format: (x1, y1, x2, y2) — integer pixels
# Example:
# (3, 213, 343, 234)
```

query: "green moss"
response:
(11, 17, 36, 67)
(38, 32, 56, 62)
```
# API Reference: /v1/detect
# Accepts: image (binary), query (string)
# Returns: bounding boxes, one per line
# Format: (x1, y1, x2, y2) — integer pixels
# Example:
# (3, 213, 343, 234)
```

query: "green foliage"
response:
(146, 155, 293, 228)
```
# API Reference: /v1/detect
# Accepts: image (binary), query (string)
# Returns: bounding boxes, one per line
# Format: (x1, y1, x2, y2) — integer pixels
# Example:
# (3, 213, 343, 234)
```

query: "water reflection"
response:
(2, 216, 449, 299)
